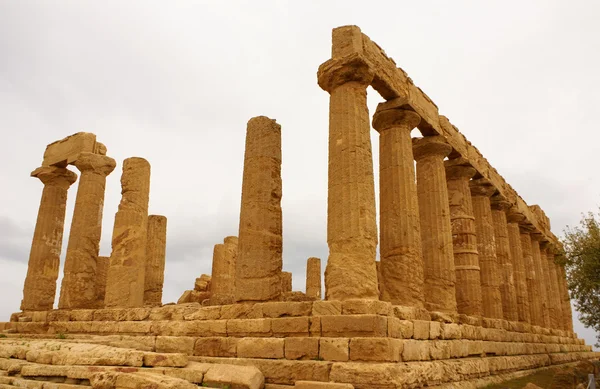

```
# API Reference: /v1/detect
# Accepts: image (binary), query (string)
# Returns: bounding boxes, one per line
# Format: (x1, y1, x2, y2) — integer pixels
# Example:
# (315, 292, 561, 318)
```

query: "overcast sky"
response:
(1, 1, 599, 347)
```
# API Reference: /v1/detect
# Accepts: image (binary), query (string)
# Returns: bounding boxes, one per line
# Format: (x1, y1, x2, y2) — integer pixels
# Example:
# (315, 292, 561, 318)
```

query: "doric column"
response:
(470, 178, 503, 319)
(538, 242, 555, 328)
(58, 152, 116, 309)
(445, 157, 482, 316)
(95, 256, 109, 307)
(144, 215, 167, 306)
(557, 265, 574, 332)
(104, 157, 151, 308)
(21, 167, 77, 311)
(519, 230, 544, 327)
(235, 116, 284, 302)
(306, 257, 322, 300)
(490, 196, 518, 322)
(506, 210, 531, 323)
(413, 136, 456, 314)
(545, 247, 563, 329)
(209, 236, 238, 305)
(318, 56, 379, 300)
(372, 103, 424, 307)
(530, 234, 550, 327)
(281, 272, 293, 293)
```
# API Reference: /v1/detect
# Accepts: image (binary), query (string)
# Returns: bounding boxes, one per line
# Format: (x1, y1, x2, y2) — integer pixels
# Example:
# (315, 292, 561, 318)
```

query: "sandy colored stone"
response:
(203, 364, 265, 389)
(349, 337, 402, 362)
(546, 251, 563, 330)
(210, 236, 238, 304)
(539, 243, 556, 329)
(237, 338, 284, 359)
(235, 116, 283, 302)
(528, 233, 549, 327)
(373, 106, 424, 307)
(445, 157, 482, 316)
(144, 215, 167, 306)
(470, 179, 503, 319)
(42, 132, 97, 168)
(115, 372, 196, 389)
(194, 337, 238, 357)
(295, 382, 354, 389)
(558, 265, 574, 332)
(281, 271, 293, 293)
(260, 301, 312, 318)
(105, 157, 151, 308)
(413, 136, 457, 314)
(284, 337, 319, 360)
(143, 352, 188, 367)
(95, 256, 109, 307)
(59, 152, 116, 309)
(305, 257, 322, 300)
(318, 56, 379, 300)
(155, 336, 195, 355)
(21, 166, 77, 311)
(319, 338, 349, 361)
(506, 212, 531, 324)
(271, 317, 309, 336)
(320, 314, 387, 337)
(312, 301, 341, 316)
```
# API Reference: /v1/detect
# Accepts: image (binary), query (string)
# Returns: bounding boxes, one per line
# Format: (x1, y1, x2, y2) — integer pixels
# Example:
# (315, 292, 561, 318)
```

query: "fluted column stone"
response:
(144, 215, 167, 306)
(538, 242, 556, 328)
(318, 56, 379, 300)
(96, 256, 109, 307)
(507, 210, 531, 323)
(445, 157, 482, 316)
(209, 236, 238, 305)
(558, 265, 574, 332)
(531, 234, 550, 327)
(413, 136, 456, 314)
(306, 257, 322, 300)
(373, 104, 424, 307)
(21, 167, 77, 311)
(546, 248, 563, 329)
(470, 179, 503, 319)
(281, 272, 293, 293)
(520, 230, 544, 327)
(59, 152, 116, 309)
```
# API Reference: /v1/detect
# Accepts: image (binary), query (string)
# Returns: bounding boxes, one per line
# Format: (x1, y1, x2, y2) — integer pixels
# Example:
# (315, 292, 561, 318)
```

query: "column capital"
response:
(372, 107, 420, 134)
(412, 136, 452, 160)
(490, 194, 512, 212)
(31, 166, 78, 189)
(469, 178, 497, 198)
(317, 54, 374, 93)
(530, 232, 545, 242)
(73, 152, 116, 176)
(445, 157, 476, 180)
(507, 206, 526, 224)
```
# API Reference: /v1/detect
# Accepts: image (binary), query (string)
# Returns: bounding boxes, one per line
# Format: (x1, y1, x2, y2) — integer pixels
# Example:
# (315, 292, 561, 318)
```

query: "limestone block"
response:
(284, 337, 319, 360)
(142, 352, 188, 367)
(295, 382, 354, 389)
(210, 237, 237, 304)
(305, 257, 322, 300)
(226, 318, 272, 337)
(430, 321, 442, 339)
(195, 274, 212, 292)
(320, 315, 387, 337)
(281, 271, 293, 293)
(341, 299, 391, 315)
(312, 301, 341, 316)
(349, 338, 402, 362)
(413, 320, 431, 340)
(115, 372, 196, 389)
(402, 340, 430, 361)
(220, 303, 263, 319)
(468, 340, 484, 356)
(155, 336, 196, 355)
(203, 364, 264, 389)
(391, 305, 431, 321)
(151, 320, 226, 337)
(429, 340, 452, 360)
(70, 310, 94, 321)
(387, 317, 413, 339)
(319, 338, 349, 361)
(47, 310, 70, 322)
(237, 338, 284, 359)
(261, 301, 313, 318)
(184, 306, 221, 321)
(309, 317, 321, 337)
(450, 340, 470, 358)
(96, 256, 109, 307)
(271, 317, 309, 336)
(116, 321, 152, 334)
(461, 324, 483, 340)
(194, 337, 238, 357)
(42, 132, 97, 167)
(144, 215, 167, 306)
(440, 323, 462, 340)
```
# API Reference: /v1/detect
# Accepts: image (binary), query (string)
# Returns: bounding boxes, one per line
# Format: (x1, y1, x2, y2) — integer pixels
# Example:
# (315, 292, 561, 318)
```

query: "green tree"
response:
(562, 210, 600, 346)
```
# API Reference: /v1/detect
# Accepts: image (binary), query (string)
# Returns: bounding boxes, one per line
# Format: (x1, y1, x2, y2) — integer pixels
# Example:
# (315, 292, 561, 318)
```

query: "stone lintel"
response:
(42, 132, 99, 168)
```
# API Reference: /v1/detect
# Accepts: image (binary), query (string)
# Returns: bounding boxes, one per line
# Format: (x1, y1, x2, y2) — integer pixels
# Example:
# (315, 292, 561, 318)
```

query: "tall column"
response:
(95, 256, 109, 307)
(59, 152, 116, 309)
(445, 157, 482, 316)
(235, 116, 283, 302)
(538, 242, 555, 328)
(530, 234, 550, 327)
(104, 157, 151, 308)
(281, 272, 293, 293)
(318, 56, 379, 300)
(546, 248, 563, 329)
(520, 230, 544, 327)
(506, 210, 530, 323)
(21, 167, 77, 311)
(470, 179, 503, 319)
(490, 196, 519, 322)
(210, 236, 238, 305)
(306, 257, 322, 300)
(372, 103, 424, 307)
(413, 136, 457, 314)
(558, 265, 574, 332)
(144, 215, 167, 306)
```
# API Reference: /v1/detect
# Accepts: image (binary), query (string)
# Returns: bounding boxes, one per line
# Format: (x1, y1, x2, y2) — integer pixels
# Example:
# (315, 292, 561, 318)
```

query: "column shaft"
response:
(281, 272, 293, 293)
(306, 257, 322, 300)
(210, 236, 238, 305)
(538, 244, 555, 328)
(144, 215, 167, 306)
(546, 250, 563, 329)
(520, 232, 544, 326)
(558, 265, 574, 332)
(491, 202, 518, 322)
(507, 216, 531, 323)
(96, 256, 109, 307)
(530, 236, 550, 327)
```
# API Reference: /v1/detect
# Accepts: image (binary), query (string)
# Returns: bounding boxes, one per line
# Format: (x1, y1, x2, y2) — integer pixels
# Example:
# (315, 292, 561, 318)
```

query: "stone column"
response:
(104, 157, 151, 308)
(530, 234, 550, 327)
(281, 272, 292, 293)
(413, 136, 456, 314)
(445, 157, 482, 316)
(372, 103, 424, 307)
(546, 248, 563, 329)
(558, 265, 574, 332)
(235, 116, 284, 302)
(318, 56, 379, 300)
(470, 179, 503, 319)
(306, 257, 321, 300)
(520, 230, 544, 327)
(95, 256, 109, 307)
(538, 242, 555, 328)
(490, 196, 519, 322)
(58, 152, 116, 309)
(210, 236, 238, 305)
(506, 210, 531, 323)
(21, 167, 77, 311)
(144, 215, 167, 306)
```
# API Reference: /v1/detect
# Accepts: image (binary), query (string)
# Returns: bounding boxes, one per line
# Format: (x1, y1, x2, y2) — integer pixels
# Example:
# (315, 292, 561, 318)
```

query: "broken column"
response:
(530, 233, 550, 327)
(235, 116, 283, 302)
(104, 157, 151, 308)
(305, 257, 322, 300)
(372, 102, 424, 307)
(209, 236, 238, 305)
(490, 196, 519, 322)
(507, 210, 531, 323)
(413, 136, 457, 314)
(470, 178, 503, 319)
(445, 157, 482, 316)
(281, 272, 293, 293)
(318, 54, 379, 300)
(95, 256, 109, 307)
(520, 230, 544, 327)
(58, 152, 116, 309)
(21, 167, 77, 311)
(143, 215, 167, 306)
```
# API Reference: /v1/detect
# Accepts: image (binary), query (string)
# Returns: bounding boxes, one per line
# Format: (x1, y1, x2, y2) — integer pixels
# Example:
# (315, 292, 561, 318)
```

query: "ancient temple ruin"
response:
(0, 25, 597, 389)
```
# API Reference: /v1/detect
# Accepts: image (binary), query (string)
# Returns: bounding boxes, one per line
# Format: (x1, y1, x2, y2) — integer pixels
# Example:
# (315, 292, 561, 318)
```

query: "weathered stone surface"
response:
(95, 256, 109, 307)
(194, 337, 238, 357)
(531, 235, 550, 328)
(413, 136, 456, 314)
(21, 167, 77, 311)
(295, 382, 354, 389)
(237, 338, 284, 359)
(320, 338, 349, 361)
(557, 265, 574, 332)
(284, 338, 319, 360)
(349, 337, 402, 362)
(210, 236, 238, 304)
(42, 132, 97, 168)
(305, 257, 322, 300)
(203, 364, 264, 389)
(59, 152, 116, 309)
(546, 251, 563, 330)
(521, 232, 544, 327)
(144, 215, 167, 306)
(105, 157, 151, 308)
(506, 213, 531, 324)
(281, 271, 293, 293)
(236, 116, 283, 302)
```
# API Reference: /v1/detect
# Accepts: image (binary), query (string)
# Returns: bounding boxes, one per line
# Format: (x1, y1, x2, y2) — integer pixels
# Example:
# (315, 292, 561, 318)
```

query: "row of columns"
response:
(21, 150, 167, 311)
(317, 58, 574, 331)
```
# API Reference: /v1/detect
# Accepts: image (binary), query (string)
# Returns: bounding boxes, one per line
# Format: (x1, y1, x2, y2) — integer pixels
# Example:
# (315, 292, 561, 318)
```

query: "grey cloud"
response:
(0, 216, 32, 264)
